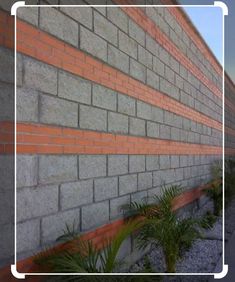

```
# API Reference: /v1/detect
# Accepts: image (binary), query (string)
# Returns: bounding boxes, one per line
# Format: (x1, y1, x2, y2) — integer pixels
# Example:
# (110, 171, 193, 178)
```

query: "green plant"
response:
(225, 159, 235, 205)
(35, 220, 141, 275)
(205, 181, 222, 216)
(200, 211, 217, 229)
(125, 185, 202, 273)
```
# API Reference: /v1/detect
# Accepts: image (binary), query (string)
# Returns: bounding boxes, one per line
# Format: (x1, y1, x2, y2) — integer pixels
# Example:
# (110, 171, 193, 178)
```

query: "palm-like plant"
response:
(125, 185, 202, 273)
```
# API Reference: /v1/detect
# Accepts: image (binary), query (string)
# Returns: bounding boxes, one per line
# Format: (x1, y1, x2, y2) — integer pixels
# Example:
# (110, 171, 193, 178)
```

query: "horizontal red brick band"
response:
(0, 181, 216, 278)
(0, 121, 222, 155)
(0, 10, 223, 132)
(116, 0, 222, 99)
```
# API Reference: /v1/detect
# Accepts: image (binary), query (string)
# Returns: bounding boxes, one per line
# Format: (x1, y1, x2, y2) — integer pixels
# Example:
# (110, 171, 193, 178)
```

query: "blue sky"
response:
(183, 6, 223, 65)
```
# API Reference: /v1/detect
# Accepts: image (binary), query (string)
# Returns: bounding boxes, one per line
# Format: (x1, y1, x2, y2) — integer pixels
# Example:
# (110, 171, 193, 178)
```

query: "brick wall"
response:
(1, 0, 234, 267)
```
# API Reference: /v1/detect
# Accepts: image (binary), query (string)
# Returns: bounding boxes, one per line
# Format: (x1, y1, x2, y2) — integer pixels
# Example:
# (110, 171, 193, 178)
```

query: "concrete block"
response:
(108, 45, 130, 74)
(159, 124, 171, 139)
(60, 180, 93, 210)
(138, 172, 152, 190)
(93, 84, 117, 111)
(60, 4, 92, 29)
(40, 94, 78, 127)
(58, 71, 91, 104)
(130, 117, 146, 136)
(137, 101, 152, 120)
(147, 121, 159, 138)
(129, 20, 145, 46)
(138, 45, 152, 69)
(40, 7, 78, 46)
(153, 57, 165, 77)
(169, 56, 180, 74)
(81, 201, 109, 230)
(119, 31, 138, 59)
(118, 94, 136, 116)
(159, 155, 171, 169)
(17, 6, 38, 26)
(107, 7, 128, 33)
(180, 156, 188, 167)
(119, 174, 138, 195)
(94, 177, 118, 202)
(41, 208, 80, 244)
(130, 58, 146, 83)
(146, 155, 159, 171)
(160, 169, 176, 185)
(17, 87, 38, 122)
(159, 46, 170, 65)
(171, 127, 180, 141)
(108, 112, 128, 134)
(146, 69, 160, 90)
(0, 155, 14, 192)
(175, 168, 184, 181)
(24, 57, 57, 95)
(80, 26, 107, 61)
(129, 155, 145, 173)
(165, 66, 175, 84)
(171, 155, 179, 169)
(17, 185, 59, 221)
(108, 155, 128, 176)
(146, 34, 159, 56)
(188, 156, 195, 166)
(79, 155, 106, 179)
(39, 155, 77, 184)
(183, 167, 191, 179)
(131, 190, 148, 203)
(151, 107, 164, 123)
(94, 11, 118, 45)
(17, 155, 38, 188)
(17, 219, 40, 253)
(110, 195, 130, 219)
(0, 46, 13, 84)
(80, 105, 107, 131)
(160, 78, 180, 100)
(0, 191, 13, 225)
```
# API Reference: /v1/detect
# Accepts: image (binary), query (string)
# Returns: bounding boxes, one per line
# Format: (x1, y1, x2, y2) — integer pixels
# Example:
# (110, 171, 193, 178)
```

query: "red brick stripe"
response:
(0, 122, 222, 155)
(116, 0, 222, 99)
(0, 10, 223, 132)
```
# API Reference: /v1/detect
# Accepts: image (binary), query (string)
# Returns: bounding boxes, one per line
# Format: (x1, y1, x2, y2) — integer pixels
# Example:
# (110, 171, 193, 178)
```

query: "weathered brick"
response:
(119, 31, 138, 59)
(40, 7, 78, 46)
(108, 45, 129, 74)
(80, 26, 107, 61)
(108, 112, 128, 134)
(94, 12, 118, 45)
(138, 172, 152, 190)
(130, 117, 146, 136)
(108, 155, 128, 176)
(93, 84, 117, 111)
(79, 155, 106, 179)
(17, 219, 40, 253)
(147, 121, 159, 138)
(24, 57, 57, 95)
(146, 69, 160, 90)
(17, 185, 59, 221)
(138, 46, 152, 69)
(41, 208, 80, 244)
(40, 94, 78, 127)
(110, 195, 130, 219)
(159, 124, 171, 139)
(60, 180, 93, 210)
(17, 6, 38, 26)
(130, 59, 146, 83)
(58, 71, 91, 104)
(94, 177, 118, 201)
(17, 87, 38, 122)
(146, 155, 159, 171)
(137, 101, 152, 120)
(107, 7, 128, 33)
(159, 155, 171, 169)
(171, 155, 180, 168)
(153, 57, 165, 77)
(17, 155, 38, 188)
(129, 155, 145, 173)
(60, 3, 92, 29)
(80, 105, 107, 131)
(119, 174, 138, 195)
(82, 201, 109, 230)
(129, 19, 145, 46)
(118, 94, 136, 116)
(39, 155, 77, 184)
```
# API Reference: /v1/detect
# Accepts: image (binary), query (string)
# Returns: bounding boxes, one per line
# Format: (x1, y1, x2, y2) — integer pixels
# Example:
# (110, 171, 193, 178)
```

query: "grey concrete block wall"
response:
(10, 3, 225, 263)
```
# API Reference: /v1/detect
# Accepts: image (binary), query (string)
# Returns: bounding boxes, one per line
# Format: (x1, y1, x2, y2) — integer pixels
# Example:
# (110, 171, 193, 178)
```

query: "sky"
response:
(179, 0, 235, 83)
